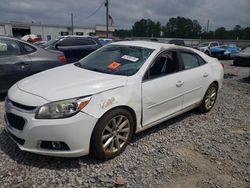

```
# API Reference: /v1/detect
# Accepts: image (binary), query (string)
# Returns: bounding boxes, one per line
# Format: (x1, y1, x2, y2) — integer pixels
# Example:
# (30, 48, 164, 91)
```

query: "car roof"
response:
(111, 40, 192, 51)
(111, 40, 175, 50)
(58, 35, 97, 38)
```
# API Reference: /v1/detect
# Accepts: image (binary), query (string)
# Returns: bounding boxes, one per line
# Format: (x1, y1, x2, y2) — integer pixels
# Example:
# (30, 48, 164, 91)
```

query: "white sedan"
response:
(4, 41, 224, 159)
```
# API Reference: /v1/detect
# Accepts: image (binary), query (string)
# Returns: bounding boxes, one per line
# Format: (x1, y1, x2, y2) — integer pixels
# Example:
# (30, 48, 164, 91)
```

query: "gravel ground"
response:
(0, 60, 249, 188)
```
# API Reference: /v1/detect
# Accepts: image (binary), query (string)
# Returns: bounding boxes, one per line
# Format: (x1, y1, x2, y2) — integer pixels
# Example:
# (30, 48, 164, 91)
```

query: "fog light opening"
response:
(40, 141, 70, 151)
(51, 141, 61, 149)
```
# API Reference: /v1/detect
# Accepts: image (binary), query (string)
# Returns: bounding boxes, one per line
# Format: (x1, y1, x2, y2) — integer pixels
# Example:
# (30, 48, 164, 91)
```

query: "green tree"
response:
(163, 16, 202, 38)
(131, 19, 162, 37)
(114, 29, 132, 38)
(214, 27, 227, 39)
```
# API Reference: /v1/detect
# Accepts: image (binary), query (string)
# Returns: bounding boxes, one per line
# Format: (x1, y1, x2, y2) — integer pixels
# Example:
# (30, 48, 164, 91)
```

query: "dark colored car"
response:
(149, 38, 185, 46)
(233, 47, 250, 67)
(168, 39, 185, 46)
(40, 36, 102, 63)
(0, 36, 67, 93)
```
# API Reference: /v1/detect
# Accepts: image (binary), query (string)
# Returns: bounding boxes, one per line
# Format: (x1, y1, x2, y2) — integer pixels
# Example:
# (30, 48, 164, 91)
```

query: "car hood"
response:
(17, 64, 128, 101)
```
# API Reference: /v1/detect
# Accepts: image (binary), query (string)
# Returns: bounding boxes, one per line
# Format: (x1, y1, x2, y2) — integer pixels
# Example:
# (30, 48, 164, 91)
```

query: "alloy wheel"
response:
(101, 115, 130, 154)
(204, 86, 217, 110)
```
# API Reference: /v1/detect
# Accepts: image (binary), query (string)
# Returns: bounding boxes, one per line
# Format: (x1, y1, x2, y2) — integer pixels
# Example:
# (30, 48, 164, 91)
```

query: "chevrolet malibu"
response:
(4, 41, 224, 160)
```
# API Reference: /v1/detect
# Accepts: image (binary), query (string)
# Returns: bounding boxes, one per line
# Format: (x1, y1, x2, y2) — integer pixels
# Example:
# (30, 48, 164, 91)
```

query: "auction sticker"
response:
(108, 62, 121, 69)
(121, 55, 139, 62)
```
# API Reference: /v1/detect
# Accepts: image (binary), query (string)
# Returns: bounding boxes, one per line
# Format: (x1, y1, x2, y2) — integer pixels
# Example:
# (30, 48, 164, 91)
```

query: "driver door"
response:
(142, 50, 184, 126)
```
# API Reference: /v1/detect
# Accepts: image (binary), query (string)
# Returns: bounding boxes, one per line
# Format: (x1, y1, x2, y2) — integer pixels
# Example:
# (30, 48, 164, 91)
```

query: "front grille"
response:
(6, 113, 25, 131)
(7, 131, 25, 145)
(8, 99, 37, 111)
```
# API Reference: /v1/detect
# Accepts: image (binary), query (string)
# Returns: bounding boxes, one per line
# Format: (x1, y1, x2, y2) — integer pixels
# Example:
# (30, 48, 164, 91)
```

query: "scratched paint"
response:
(100, 97, 116, 109)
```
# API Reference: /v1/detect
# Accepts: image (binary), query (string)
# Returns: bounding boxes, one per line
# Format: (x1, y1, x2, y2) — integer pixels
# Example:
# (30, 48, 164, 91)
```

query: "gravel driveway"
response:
(0, 60, 249, 188)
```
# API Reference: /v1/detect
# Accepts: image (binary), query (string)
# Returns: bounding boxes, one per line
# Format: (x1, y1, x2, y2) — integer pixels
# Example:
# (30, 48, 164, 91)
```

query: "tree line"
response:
(114, 17, 250, 40)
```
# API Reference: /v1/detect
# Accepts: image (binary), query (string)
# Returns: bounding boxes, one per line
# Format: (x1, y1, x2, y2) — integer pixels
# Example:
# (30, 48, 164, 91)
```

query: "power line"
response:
(84, 1, 104, 19)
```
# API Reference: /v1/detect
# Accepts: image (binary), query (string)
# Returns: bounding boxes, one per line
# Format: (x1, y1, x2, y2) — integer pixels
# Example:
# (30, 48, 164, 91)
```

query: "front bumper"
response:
(4, 101, 98, 157)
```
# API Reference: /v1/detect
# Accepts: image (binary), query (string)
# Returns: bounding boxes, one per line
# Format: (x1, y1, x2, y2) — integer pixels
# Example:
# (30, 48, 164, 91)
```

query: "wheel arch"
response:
(90, 105, 138, 142)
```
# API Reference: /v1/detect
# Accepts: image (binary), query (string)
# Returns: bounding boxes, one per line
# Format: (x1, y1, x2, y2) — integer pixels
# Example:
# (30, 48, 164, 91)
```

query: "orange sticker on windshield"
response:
(108, 62, 121, 69)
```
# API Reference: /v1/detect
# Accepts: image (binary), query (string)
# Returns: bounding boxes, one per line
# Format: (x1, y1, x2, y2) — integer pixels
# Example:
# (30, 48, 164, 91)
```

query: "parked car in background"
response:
(21, 34, 42, 43)
(4, 41, 223, 159)
(197, 41, 220, 55)
(233, 46, 250, 67)
(0, 36, 67, 93)
(99, 38, 113, 46)
(40, 35, 102, 63)
(33, 40, 47, 47)
(150, 38, 185, 46)
(168, 39, 185, 46)
(219, 45, 240, 58)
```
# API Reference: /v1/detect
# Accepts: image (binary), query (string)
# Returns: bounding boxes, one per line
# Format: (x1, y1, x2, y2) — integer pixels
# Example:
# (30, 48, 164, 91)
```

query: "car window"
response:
(242, 47, 250, 53)
(58, 38, 76, 46)
(211, 42, 218, 47)
(75, 38, 96, 45)
(197, 55, 207, 65)
(145, 51, 180, 80)
(0, 39, 21, 57)
(21, 42, 36, 54)
(198, 42, 209, 47)
(77, 44, 154, 76)
(181, 52, 200, 70)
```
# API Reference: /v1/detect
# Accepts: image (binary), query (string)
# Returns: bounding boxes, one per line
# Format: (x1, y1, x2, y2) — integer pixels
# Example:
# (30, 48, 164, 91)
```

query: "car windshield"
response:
(198, 42, 209, 47)
(40, 38, 60, 48)
(76, 44, 154, 76)
(242, 47, 250, 53)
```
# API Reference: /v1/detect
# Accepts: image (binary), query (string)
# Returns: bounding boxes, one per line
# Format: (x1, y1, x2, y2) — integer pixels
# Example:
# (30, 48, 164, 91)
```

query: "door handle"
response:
(203, 72, 209, 77)
(176, 81, 184, 87)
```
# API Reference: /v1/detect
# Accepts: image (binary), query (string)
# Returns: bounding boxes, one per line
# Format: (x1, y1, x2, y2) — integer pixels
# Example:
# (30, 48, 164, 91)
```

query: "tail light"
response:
(57, 55, 67, 64)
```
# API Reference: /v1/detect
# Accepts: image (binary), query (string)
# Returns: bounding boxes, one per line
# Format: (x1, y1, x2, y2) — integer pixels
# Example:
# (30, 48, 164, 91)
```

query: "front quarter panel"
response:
(81, 78, 142, 127)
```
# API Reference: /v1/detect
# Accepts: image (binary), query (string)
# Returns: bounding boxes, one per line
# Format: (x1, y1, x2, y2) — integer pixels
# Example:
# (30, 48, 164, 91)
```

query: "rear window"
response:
(21, 42, 36, 54)
(0, 39, 21, 56)
(181, 52, 200, 70)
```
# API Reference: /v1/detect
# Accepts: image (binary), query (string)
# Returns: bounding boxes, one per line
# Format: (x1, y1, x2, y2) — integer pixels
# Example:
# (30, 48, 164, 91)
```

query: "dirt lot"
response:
(0, 60, 249, 188)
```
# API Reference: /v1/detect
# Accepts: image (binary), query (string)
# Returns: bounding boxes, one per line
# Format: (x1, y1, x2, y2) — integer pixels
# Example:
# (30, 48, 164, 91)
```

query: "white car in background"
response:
(198, 41, 220, 55)
(4, 41, 224, 160)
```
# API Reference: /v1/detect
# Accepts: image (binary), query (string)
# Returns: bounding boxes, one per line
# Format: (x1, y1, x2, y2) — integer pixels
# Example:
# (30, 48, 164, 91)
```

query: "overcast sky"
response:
(0, 0, 249, 30)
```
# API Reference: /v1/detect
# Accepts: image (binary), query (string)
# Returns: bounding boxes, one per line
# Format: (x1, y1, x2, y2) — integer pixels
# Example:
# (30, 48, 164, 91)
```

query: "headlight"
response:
(35, 96, 91, 119)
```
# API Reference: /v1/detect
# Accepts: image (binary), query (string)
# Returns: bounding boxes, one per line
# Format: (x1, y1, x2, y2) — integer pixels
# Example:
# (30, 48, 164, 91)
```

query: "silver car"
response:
(0, 36, 67, 93)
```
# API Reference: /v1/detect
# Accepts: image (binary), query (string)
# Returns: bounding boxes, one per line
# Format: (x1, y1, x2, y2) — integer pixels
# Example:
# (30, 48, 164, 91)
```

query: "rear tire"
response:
(199, 83, 218, 113)
(90, 108, 134, 160)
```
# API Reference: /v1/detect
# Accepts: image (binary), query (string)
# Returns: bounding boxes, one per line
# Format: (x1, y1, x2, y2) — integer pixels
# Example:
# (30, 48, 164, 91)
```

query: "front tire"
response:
(199, 83, 218, 113)
(90, 108, 134, 160)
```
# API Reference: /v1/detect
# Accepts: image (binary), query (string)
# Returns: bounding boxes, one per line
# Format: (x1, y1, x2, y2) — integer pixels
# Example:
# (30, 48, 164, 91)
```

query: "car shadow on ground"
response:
(0, 109, 199, 170)
(0, 94, 7, 102)
(238, 76, 250, 84)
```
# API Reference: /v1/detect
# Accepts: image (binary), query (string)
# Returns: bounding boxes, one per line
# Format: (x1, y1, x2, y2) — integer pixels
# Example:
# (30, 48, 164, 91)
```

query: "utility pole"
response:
(105, 0, 109, 38)
(71, 13, 74, 35)
(206, 19, 209, 33)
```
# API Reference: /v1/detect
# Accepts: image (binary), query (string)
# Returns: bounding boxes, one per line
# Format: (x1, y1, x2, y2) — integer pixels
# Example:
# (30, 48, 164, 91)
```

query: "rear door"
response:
(142, 50, 184, 126)
(179, 50, 211, 109)
(0, 38, 31, 92)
